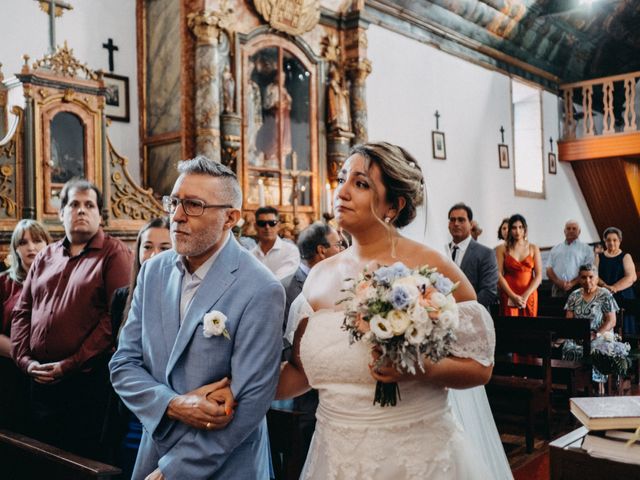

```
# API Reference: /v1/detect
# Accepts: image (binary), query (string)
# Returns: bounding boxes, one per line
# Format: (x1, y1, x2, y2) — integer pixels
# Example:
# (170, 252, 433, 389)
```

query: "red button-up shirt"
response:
(11, 229, 132, 373)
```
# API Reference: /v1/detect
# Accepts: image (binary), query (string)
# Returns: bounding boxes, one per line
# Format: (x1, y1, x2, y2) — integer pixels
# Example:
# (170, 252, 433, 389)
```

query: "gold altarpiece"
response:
(0, 44, 163, 247)
(137, 0, 372, 233)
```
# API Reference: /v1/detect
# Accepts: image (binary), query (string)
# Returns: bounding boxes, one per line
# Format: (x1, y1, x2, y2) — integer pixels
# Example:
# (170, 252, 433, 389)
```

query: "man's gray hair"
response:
(177, 156, 242, 208)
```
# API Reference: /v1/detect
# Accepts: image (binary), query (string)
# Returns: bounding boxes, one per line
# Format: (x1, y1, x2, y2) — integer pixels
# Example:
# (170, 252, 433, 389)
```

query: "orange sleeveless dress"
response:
(500, 253, 538, 316)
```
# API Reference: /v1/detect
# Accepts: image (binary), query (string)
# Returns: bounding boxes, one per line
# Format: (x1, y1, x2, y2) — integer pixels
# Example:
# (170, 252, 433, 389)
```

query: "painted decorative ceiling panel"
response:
(371, 0, 640, 82)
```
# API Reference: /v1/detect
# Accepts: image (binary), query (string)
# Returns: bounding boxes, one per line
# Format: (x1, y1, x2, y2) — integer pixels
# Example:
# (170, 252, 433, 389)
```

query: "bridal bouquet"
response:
(340, 262, 459, 407)
(591, 331, 631, 377)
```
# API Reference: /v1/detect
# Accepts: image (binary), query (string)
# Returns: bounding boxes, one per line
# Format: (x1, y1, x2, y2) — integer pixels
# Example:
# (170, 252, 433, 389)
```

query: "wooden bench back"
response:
(493, 315, 592, 355)
(0, 429, 120, 480)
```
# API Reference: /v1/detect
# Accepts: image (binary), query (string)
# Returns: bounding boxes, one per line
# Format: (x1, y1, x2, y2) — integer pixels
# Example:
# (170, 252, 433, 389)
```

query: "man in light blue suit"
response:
(110, 157, 285, 480)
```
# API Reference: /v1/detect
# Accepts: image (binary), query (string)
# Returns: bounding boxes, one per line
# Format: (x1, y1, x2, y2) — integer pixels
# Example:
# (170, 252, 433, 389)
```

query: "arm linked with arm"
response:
(157, 279, 286, 479)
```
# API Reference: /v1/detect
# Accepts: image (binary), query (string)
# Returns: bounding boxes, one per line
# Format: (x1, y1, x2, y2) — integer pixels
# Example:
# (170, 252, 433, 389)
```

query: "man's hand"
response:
(144, 467, 164, 480)
(28, 361, 64, 384)
(166, 377, 235, 430)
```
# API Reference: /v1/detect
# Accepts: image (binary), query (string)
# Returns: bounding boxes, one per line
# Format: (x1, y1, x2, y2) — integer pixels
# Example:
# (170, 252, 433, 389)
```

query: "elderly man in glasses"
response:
(251, 206, 300, 280)
(110, 157, 285, 480)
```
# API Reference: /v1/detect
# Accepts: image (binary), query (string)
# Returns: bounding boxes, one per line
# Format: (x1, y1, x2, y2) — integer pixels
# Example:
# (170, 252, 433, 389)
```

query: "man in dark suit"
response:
(279, 221, 344, 469)
(282, 222, 344, 331)
(447, 203, 498, 310)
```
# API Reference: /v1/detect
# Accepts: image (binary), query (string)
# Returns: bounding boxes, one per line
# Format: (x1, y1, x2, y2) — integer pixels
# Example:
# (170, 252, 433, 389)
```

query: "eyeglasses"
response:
(332, 240, 348, 250)
(256, 219, 279, 228)
(162, 196, 232, 217)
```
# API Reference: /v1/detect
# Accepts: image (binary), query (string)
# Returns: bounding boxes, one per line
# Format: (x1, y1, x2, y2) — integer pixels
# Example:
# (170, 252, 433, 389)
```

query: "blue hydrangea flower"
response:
(389, 285, 413, 310)
(373, 266, 396, 286)
(433, 274, 454, 294)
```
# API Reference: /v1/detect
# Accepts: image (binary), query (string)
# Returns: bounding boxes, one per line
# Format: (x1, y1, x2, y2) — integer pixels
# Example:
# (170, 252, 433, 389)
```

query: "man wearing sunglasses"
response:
(111, 157, 284, 480)
(251, 206, 300, 280)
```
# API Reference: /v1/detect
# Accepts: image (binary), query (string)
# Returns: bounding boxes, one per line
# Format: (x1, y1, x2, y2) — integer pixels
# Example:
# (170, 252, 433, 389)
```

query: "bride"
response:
(277, 142, 510, 478)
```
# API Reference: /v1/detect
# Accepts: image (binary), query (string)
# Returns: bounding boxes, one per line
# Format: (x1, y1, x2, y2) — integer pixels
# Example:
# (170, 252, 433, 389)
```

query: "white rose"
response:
(387, 310, 412, 335)
(429, 292, 448, 309)
(203, 311, 230, 339)
(410, 305, 429, 327)
(369, 315, 394, 340)
(405, 323, 427, 345)
(601, 331, 615, 342)
(438, 309, 457, 330)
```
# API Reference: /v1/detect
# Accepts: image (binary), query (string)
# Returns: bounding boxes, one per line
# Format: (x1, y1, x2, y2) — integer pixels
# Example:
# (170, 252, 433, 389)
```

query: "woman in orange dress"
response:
(496, 214, 542, 316)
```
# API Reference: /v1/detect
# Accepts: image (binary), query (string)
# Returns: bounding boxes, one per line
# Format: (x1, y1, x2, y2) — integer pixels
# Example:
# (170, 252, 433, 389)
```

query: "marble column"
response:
(189, 12, 224, 162)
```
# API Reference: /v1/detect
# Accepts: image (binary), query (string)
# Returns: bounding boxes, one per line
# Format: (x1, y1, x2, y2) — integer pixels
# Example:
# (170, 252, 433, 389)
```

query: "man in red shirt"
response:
(11, 178, 132, 460)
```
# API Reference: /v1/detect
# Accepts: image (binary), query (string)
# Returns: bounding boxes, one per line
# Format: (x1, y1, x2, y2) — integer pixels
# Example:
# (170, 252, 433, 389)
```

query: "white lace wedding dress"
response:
(287, 298, 511, 479)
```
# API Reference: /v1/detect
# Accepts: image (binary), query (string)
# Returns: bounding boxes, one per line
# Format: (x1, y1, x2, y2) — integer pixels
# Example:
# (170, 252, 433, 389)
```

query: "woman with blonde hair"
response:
(0, 219, 50, 431)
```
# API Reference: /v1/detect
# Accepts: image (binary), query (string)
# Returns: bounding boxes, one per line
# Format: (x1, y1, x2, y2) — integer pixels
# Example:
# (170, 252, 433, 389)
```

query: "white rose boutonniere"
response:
(203, 311, 230, 339)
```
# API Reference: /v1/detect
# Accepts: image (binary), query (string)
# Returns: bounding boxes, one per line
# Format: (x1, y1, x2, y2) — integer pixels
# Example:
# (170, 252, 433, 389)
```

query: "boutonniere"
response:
(203, 311, 230, 339)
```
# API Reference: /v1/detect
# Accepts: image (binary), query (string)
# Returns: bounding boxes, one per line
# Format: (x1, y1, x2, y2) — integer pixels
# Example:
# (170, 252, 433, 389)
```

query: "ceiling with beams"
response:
(370, 0, 640, 83)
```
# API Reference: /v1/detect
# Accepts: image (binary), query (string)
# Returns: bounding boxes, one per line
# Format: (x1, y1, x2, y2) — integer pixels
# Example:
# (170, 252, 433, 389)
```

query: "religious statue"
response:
(246, 60, 264, 166)
(222, 64, 235, 114)
(257, 73, 292, 168)
(327, 65, 351, 134)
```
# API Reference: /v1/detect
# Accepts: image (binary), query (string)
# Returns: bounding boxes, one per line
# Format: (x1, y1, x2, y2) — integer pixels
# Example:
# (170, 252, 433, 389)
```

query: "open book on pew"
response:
(570, 396, 640, 430)
(581, 430, 640, 466)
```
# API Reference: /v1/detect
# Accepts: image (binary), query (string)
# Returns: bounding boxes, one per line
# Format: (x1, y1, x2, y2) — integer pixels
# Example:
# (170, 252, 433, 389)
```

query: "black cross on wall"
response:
(102, 38, 119, 73)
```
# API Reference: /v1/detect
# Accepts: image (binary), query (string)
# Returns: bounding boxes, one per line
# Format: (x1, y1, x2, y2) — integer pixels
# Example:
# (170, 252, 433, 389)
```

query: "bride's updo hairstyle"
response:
(349, 142, 425, 228)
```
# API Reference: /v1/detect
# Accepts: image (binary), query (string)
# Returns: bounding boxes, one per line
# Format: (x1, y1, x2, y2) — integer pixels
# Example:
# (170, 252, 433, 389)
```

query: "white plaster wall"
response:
(0, 0, 140, 182)
(367, 24, 598, 250)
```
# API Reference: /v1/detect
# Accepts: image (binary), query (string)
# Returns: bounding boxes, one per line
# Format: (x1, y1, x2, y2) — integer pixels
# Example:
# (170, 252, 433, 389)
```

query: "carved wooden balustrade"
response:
(560, 71, 640, 141)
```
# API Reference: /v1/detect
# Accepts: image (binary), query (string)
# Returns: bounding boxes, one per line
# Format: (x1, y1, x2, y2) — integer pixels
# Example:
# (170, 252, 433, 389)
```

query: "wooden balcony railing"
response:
(560, 71, 640, 141)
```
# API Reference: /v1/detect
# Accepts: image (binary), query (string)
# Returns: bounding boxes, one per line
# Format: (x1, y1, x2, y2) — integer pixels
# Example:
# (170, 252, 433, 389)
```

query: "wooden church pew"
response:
(0, 429, 121, 480)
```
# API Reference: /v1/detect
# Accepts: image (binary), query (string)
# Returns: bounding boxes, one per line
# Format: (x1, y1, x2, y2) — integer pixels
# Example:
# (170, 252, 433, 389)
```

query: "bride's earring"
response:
(384, 216, 391, 224)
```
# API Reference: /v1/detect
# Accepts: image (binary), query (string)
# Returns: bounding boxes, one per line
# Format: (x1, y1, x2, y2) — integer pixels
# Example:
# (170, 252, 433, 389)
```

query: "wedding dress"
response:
(287, 297, 509, 479)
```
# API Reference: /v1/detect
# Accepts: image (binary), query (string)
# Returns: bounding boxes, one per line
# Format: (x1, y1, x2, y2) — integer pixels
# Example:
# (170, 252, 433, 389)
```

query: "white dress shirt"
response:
(252, 236, 300, 280)
(177, 232, 230, 324)
(447, 235, 472, 267)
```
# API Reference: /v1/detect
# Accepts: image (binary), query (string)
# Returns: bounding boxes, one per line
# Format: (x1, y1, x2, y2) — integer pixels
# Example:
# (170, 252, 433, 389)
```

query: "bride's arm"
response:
(371, 356, 492, 389)
(275, 318, 311, 400)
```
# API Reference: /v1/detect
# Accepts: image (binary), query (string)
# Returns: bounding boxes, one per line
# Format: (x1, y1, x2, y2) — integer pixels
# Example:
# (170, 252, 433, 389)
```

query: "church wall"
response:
(366, 24, 599, 250)
(0, 0, 140, 183)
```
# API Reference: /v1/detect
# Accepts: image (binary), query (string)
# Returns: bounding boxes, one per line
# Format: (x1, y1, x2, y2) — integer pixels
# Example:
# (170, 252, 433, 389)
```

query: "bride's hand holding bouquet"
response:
(341, 261, 460, 406)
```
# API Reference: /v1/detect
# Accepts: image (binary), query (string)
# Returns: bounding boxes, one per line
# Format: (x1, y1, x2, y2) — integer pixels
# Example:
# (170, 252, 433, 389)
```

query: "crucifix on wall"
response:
(431, 110, 446, 160)
(34, 0, 73, 53)
(102, 38, 119, 73)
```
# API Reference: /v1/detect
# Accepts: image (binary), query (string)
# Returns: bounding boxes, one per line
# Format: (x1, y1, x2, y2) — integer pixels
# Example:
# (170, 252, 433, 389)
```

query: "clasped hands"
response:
(166, 377, 236, 431)
(27, 360, 64, 384)
(368, 347, 428, 383)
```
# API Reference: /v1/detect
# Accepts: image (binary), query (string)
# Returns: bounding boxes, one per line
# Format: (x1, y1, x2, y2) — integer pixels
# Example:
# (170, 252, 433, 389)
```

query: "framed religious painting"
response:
(548, 152, 557, 174)
(431, 131, 446, 160)
(498, 144, 509, 169)
(103, 73, 130, 122)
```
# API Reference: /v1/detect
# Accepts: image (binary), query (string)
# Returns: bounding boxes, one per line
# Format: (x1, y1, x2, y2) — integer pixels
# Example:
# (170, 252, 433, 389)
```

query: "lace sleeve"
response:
(448, 301, 495, 366)
(284, 294, 314, 344)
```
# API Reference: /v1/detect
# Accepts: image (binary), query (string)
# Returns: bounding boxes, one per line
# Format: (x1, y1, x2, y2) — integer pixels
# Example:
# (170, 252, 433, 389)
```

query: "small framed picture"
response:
(548, 152, 557, 174)
(103, 73, 130, 122)
(432, 131, 446, 160)
(498, 144, 509, 169)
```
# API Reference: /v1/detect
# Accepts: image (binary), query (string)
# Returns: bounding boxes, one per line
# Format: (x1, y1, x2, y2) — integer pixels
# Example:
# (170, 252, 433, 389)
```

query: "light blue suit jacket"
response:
(109, 236, 285, 480)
